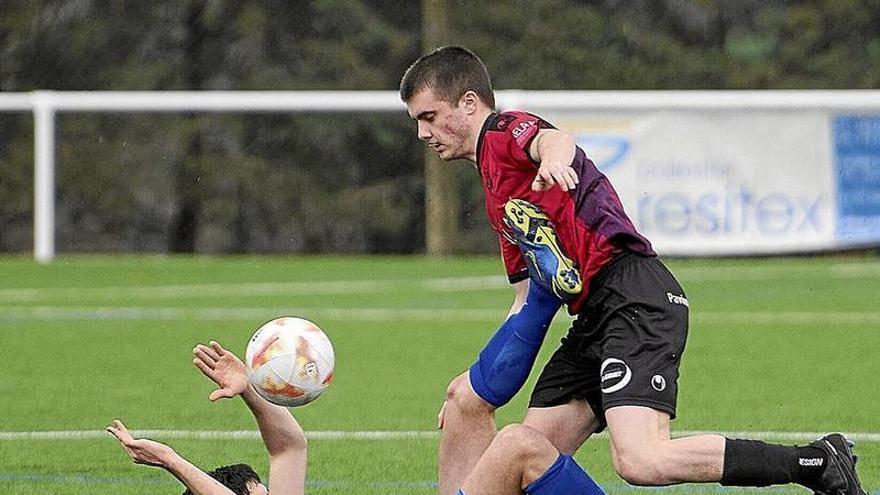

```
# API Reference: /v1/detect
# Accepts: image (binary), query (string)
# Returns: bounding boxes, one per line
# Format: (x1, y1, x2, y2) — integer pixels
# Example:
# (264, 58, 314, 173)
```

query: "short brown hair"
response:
(399, 46, 495, 109)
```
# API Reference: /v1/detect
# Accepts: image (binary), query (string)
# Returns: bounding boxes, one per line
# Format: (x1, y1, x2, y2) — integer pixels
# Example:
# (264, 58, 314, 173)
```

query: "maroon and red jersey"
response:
(476, 111, 655, 314)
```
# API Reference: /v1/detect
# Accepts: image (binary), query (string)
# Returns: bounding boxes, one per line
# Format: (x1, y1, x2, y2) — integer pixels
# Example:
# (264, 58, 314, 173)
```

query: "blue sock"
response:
(525, 454, 605, 495)
(469, 282, 561, 407)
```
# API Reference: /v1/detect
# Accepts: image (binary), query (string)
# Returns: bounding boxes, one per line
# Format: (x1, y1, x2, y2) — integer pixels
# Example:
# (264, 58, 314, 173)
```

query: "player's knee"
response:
(611, 444, 666, 486)
(494, 424, 557, 484)
(445, 374, 494, 417)
(495, 424, 541, 455)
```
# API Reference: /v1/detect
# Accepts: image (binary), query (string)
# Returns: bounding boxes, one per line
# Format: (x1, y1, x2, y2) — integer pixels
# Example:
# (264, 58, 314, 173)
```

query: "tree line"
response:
(1, 0, 877, 254)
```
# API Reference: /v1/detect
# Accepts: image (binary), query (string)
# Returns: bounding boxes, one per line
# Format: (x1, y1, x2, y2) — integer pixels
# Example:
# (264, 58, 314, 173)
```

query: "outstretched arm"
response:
(193, 341, 307, 495)
(529, 129, 578, 192)
(107, 420, 236, 495)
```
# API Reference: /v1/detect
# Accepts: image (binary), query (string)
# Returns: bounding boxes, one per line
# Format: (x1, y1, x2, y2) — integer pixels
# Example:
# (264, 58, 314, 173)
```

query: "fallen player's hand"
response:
(532, 160, 578, 192)
(193, 340, 249, 401)
(107, 419, 175, 468)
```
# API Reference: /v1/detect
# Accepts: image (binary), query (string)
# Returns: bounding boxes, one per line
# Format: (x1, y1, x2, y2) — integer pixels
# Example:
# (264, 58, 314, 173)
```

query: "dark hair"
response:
(182, 464, 261, 495)
(399, 46, 495, 109)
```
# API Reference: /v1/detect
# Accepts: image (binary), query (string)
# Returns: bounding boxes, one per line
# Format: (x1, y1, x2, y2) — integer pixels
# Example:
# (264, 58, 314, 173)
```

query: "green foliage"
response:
(451, 0, 880, 90)
(1, 1, 879, 253)
(0, 115, 34, 250)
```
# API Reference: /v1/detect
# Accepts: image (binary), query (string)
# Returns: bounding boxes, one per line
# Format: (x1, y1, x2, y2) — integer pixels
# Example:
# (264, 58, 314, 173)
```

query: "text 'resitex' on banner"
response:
(541, 110, 880, 256)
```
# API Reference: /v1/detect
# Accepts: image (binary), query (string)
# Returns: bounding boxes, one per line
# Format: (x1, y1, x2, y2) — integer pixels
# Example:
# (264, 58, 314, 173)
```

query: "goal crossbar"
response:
(3, 89, 880, 262)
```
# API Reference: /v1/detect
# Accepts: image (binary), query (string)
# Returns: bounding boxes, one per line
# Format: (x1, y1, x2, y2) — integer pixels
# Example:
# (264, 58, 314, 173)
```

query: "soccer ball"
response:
(245, 316, 335, 407)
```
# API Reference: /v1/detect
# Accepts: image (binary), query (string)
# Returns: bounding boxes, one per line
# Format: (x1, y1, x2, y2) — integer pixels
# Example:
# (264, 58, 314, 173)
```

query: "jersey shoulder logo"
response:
(511, 120, 537, 139)
(511, 119, 539, 148)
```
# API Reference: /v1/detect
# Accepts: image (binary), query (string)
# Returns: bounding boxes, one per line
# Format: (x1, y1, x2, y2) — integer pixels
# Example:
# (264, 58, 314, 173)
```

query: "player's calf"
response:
(610, 442, 670, 486)
(439, 373, 497, 495)
(503, 198, 582, 302)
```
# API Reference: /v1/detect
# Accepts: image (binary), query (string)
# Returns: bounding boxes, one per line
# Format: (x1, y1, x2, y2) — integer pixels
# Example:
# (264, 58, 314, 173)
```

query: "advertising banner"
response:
(539, 109, 880, 255)
(833, 116, 880, 246)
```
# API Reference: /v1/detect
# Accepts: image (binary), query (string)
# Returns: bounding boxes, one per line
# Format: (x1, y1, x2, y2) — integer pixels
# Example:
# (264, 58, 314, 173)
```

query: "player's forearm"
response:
(241, 384, 308, 457)
(535, 130, 576, 167)
(163, 451, 237, 495)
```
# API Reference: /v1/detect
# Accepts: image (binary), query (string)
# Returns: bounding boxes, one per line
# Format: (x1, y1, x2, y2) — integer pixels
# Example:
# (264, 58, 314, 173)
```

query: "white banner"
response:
(539, 110, 880, 256)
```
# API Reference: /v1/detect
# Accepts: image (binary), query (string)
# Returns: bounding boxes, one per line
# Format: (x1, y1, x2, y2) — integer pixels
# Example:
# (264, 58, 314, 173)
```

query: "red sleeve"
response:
(500, 111, 556, 166)
(499, 234, 528, 284)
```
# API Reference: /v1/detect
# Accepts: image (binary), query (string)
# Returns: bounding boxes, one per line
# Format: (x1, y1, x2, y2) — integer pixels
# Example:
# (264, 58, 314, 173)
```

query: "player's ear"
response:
(460, 91, 479, 114)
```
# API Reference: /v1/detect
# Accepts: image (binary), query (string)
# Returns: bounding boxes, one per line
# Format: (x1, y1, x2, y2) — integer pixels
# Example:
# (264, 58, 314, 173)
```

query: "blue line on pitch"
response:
(601, 485, 801, 494)
(1, 473, 875, 494)
(0, 473, 438, 490)
(306, 480, 438, 489)
(0, 472, 172, 485)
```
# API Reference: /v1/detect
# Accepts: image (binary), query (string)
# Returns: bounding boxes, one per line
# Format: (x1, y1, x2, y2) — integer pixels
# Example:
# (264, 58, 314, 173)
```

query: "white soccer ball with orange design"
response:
(245, 317, 335, 407)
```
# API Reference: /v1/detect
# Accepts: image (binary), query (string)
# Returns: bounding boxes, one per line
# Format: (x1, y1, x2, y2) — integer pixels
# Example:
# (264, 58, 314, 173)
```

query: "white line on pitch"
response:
(0, 430, 437, 441)
(0, 306, 503, 322)
(1, 429, 879, 443)
(694, 311, 880, 325)
(673, 262, 880, 282)
(0, 280, 397, 302)
(0, 276, 509, 302)
(830, 262, 880, 276)
(2, 261, 879, 302)
(2, 306, 880, 324)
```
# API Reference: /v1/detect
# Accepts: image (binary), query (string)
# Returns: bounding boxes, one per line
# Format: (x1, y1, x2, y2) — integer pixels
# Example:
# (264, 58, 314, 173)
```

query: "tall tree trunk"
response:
(422, 0, 458, 256)
(169, 1, 206, 253)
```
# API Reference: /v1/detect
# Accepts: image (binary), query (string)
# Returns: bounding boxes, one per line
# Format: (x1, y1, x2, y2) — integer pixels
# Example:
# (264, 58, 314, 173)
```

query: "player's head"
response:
(399, 46, 495, 109)
(182, 464, 266, 495)
(400, 46, 495, 161)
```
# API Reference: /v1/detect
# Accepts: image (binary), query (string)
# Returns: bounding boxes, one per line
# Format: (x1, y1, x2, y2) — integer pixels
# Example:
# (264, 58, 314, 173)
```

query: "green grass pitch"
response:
(0, 254, 878, 494)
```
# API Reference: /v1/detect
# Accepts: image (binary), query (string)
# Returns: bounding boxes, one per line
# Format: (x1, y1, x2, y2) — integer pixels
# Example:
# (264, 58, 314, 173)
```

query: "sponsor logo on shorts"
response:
(651, 374, 667, 392)
(600, 358, 632, 394)
(666, 292, 689, 307)
(799, 457, 824, 467)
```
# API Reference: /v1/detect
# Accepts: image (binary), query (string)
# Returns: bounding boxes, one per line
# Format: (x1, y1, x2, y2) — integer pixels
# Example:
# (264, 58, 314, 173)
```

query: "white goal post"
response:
(2, 89, 880, 262)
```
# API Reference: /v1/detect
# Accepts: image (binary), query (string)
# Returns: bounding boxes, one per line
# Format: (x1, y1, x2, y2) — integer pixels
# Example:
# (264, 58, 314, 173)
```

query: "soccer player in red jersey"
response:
(401, 46, 866, 495)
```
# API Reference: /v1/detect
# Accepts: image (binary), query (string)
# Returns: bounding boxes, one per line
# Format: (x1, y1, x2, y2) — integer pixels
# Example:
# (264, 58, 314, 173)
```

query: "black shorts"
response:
(528, 252, 689, 429)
